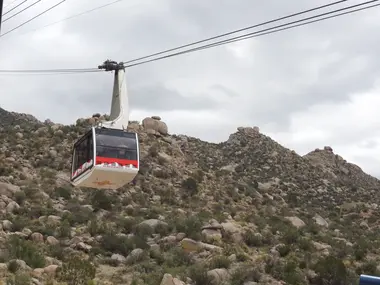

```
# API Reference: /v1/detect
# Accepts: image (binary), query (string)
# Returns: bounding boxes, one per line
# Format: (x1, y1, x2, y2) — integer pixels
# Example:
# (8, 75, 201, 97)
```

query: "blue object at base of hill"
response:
(360, 275, 380, 285)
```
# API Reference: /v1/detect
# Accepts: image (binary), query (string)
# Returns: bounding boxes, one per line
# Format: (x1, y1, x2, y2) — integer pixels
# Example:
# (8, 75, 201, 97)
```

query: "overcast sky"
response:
(1, 0, 380, 177)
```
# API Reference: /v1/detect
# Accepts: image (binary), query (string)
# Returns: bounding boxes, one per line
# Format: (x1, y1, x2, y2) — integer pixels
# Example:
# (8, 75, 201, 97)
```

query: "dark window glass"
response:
(95, 129, 137, 160)
(73, 131, 93, 174)
(96, 134, 136, 149)
(89, 135, 93, 159)
(76, 136, 88, 169)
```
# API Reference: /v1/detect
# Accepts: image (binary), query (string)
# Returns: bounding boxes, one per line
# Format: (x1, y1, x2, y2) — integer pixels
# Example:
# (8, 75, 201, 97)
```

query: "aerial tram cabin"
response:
(70, 60, 140, 190)
(70, 127, 139, 189)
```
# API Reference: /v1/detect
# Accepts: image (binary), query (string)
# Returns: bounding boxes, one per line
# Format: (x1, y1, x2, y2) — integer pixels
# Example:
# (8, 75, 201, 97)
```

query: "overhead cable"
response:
(16, 0, 128, 36)
(2, 0, 28, 16)
(0, 0, 66, 38)
(123, 0, 349, 65)
(0, 70, 102, 75)
(3, 0, 21, 10)
(0, 68, 100, 73)
(172, 2, 380, 63)
(124, 0, 379, 68)
(0, 0, 378, 74)
(2, 0, 42, 23)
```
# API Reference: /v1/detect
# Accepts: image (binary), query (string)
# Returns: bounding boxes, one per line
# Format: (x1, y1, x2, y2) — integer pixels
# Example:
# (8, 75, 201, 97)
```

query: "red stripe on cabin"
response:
(96, 156, 138, 168)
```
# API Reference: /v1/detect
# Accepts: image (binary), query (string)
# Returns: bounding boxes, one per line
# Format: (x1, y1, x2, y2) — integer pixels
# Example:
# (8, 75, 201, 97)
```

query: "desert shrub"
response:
(7, 260, 19, 273)
(282, 259, 307, 285)
(7, 235, 46, 268)
(10, 216, 28, 232)
(88, 218, 108, 236)
(243, 230, 262, 247)
(312, 255, 348, 285)
(188, 264, 212, 285)
(63, 203, 94, 226)
(181, 177, 198, 196)
(55, 186, 72, 200)
(164, 247, 191, 268)
(90, 189, 113, 211)
(209, 255, 231, 269)
(173, 215, 202, 241)
(265, 256, 306, 285)
(277, 244, 291, 257)
(57, 255, 96, 285)
(230, 264, 261, 285)
(353, 238, 370, 261)
(100, 233, 149, 256)
(356, 260, 379, 276)
(58, 219, 72, 238)
(298, 237, 314, 251)
(48, 244, 65, 260)
(14, 191, 26, 205)
(6, 272, 32, 285)
(134, 223, 154, 239)
(282, 227, 300, 244)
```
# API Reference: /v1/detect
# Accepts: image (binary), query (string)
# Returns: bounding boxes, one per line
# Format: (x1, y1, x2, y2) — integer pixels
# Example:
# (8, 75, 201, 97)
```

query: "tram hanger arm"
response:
(98, 60, 130, 131)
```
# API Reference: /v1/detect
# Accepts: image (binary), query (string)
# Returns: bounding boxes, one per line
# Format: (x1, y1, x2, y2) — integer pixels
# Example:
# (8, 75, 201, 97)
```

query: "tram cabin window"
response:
(73, 132, 94, 171)
(95, 129, 137, 161)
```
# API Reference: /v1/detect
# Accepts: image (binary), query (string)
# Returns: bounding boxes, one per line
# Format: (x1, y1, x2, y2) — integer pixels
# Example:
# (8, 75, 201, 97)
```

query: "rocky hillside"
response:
(0, 108, 379, 285)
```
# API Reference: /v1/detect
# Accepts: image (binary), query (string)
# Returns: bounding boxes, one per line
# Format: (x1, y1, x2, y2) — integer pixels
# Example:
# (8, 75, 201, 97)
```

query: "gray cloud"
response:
(358, 140, 379, 149)
(1, 0, 380, 176)
(129, 83, 220, 111)
(209, 85, 240, 98)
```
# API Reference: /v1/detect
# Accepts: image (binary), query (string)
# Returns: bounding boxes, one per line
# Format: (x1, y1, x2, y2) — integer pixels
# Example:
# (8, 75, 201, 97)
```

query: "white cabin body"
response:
(70, 127, 140, 190)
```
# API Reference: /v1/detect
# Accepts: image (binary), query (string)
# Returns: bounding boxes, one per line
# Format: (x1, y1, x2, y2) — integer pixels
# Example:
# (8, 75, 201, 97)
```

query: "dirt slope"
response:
(0, 110, 379, 285)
